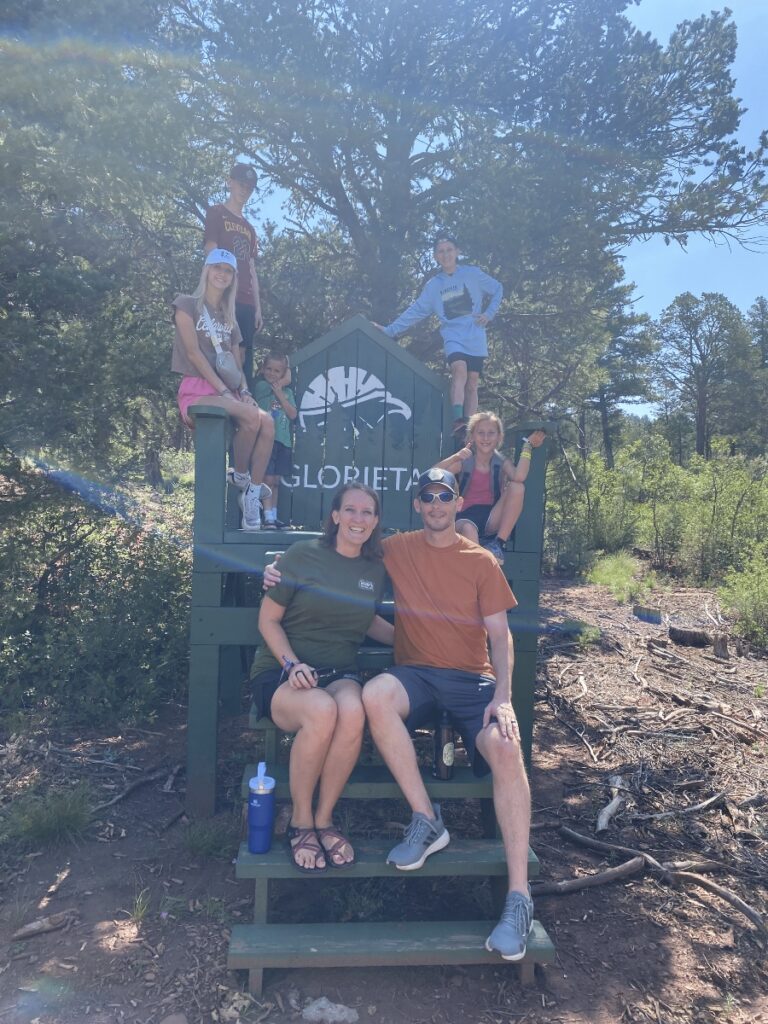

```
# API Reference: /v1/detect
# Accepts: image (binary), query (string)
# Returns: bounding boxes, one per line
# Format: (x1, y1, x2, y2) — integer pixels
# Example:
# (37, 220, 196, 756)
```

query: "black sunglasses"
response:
(418, 490, 456, 504)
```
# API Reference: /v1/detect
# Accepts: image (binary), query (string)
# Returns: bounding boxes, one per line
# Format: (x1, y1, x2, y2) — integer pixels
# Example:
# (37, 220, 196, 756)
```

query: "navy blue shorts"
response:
(252, 666, 363, 720)
(389, 665, 496, 776)
(446, 352, 485, 374)
(266, 441, 293, 478)
(456, 503, 494, 539)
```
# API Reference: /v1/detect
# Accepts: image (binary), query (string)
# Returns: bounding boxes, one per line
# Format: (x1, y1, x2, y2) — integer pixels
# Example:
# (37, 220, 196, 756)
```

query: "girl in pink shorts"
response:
(171, 249, 274, 530)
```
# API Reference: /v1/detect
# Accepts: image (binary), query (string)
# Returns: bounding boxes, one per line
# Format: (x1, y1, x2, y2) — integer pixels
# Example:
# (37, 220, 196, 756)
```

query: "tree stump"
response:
(713, 633, 730, 660)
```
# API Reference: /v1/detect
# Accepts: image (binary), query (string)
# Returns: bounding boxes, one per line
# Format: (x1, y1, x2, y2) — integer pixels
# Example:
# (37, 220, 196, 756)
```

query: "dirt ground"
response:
(1, 579, 766, 1024)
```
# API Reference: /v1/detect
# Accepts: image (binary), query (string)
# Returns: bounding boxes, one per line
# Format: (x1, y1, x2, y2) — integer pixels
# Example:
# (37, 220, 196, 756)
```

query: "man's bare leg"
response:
(477, 723, 534, 960)
(362, 673, 432, 817)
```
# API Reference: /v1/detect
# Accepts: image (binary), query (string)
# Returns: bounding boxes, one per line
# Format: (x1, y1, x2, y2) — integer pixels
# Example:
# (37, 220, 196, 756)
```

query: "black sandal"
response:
(285, 825, 327, 874)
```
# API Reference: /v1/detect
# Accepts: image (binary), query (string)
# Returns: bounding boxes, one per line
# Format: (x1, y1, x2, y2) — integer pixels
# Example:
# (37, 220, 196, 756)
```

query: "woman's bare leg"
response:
(314, 679, 365, 865)
(271, 684, 338, 869)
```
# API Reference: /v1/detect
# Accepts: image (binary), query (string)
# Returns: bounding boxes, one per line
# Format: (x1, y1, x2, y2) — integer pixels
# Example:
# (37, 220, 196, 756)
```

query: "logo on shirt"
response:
(441, 283, 473, 320)
(358, 578, 375, 592)
(195, 312, 233, 348)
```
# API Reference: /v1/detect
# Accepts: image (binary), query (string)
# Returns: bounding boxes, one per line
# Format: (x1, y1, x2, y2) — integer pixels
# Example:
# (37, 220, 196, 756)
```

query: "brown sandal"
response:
(316, 826, 356, 869)
(285, 825, 327, 874)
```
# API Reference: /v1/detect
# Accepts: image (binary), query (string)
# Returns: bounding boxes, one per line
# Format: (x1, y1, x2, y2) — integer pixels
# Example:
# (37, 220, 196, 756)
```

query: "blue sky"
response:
(622, 0, 766, 320)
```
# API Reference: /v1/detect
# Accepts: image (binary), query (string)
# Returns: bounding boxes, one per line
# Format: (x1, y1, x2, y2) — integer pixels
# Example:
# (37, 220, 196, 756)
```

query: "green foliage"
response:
(2, 784, 92, 847)
(545, 435, 768, 584)
(720, 547, 768, 647)
(0, 459, 191, 729)
(588, 552, 654, 605)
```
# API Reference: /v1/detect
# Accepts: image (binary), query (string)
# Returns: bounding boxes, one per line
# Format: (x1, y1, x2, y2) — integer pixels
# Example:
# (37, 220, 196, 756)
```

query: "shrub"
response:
(0, 466, 191, 729)
(588, 551, 654, 605)
(720, 547, 768, 647)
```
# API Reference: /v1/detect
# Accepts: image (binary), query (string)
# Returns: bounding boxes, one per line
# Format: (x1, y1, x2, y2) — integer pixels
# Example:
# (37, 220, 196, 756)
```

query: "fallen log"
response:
(12, 910, 78, 941)
(531, 857, 645, 896)
(668, 625, 711, 647)
(91, 769, 167, 815)
(557, 827, 764, 934)
(674, 871, 768, 935)
(596, 775, 627, 833)
(632, 789, 728, 823)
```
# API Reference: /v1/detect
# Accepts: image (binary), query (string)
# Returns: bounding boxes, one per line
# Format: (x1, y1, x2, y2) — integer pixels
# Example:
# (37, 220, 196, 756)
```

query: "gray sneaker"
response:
(238, 483, 271, 531)
(485, 889, 534, 961)
(386, 803, 450, 871)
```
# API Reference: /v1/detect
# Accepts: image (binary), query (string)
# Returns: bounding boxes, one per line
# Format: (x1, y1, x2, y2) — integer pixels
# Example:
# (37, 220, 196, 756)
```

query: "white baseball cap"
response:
(205, 248, 237, 270)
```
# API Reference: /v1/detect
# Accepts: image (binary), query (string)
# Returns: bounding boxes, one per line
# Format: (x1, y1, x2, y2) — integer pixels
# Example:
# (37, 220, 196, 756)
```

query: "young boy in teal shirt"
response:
(253, 352, 297, 528)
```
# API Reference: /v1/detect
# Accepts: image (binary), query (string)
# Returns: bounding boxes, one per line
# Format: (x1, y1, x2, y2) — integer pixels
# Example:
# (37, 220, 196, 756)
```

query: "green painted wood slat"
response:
(234, 838, 539, 879)
(240, 763, 494, 801)
(194, 541, 540, 579)
(227, 919, 555, 969)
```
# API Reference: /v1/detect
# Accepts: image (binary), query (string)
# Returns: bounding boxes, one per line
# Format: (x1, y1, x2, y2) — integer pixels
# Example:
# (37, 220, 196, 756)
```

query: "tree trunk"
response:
(597, 388, 614, 469)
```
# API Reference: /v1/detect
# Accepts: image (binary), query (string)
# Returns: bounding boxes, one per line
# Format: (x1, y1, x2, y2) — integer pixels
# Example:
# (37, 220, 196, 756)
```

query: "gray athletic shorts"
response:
(389, 665, 496, 776)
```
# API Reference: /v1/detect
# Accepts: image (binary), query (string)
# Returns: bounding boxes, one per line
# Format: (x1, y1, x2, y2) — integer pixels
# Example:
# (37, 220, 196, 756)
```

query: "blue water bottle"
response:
(248, 762, 276, 854)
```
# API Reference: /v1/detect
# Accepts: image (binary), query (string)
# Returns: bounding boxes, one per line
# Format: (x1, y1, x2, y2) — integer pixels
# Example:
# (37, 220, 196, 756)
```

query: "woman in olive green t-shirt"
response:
(255, 483, 393, 873)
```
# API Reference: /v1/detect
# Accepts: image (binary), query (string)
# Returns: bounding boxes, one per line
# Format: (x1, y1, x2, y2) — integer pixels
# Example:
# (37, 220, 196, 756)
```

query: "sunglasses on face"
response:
(418, 490, 456, 504)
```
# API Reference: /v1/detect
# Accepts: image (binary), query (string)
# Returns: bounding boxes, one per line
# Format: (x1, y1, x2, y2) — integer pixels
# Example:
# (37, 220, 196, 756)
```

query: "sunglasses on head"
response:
(418, 490, 456, 503)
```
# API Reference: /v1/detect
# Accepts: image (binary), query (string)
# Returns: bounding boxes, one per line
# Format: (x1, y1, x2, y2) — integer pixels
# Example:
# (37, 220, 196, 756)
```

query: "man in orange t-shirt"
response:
(363, 467, 534, 963)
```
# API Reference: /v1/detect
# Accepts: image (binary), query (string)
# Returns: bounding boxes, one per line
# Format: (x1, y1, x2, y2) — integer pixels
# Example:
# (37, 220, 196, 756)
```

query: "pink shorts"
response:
(177, 376, 220, 424)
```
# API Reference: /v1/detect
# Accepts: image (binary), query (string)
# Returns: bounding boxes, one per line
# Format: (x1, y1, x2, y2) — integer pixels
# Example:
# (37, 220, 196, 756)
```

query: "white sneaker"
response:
(239, 483, 271, 531)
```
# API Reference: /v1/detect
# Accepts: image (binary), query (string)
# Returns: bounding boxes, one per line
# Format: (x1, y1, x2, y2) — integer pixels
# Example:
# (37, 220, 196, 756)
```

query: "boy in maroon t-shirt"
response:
(204, 163, 263, 388)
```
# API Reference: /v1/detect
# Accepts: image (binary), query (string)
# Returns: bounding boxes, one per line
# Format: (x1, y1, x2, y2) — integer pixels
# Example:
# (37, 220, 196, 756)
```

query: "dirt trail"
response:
(1, 580, 766, 1024)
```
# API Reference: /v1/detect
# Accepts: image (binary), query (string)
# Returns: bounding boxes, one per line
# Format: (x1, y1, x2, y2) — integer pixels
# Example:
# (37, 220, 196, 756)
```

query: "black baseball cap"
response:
(230, 163, 258, 188)
(417, 468, 459, 496)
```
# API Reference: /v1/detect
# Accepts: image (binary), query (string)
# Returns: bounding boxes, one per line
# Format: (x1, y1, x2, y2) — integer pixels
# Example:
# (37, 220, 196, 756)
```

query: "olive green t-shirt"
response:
(251, 540, 387, 676)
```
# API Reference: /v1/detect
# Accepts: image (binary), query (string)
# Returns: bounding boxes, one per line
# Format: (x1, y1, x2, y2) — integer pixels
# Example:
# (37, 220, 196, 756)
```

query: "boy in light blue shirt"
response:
(376, 235, 503, 441)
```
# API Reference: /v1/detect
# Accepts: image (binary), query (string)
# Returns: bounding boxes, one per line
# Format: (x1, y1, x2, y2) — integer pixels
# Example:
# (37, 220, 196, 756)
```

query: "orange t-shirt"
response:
(382, 531, 517, 677)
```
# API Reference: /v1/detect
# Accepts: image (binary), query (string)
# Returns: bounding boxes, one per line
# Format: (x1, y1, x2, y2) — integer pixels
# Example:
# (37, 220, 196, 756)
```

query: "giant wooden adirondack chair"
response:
(186, 315, 554, 991)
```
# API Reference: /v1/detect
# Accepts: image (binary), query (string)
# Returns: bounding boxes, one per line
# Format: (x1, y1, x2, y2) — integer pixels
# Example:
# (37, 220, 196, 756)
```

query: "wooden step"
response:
(228, 919, 555, 970)
(234, 837, 540, 879)
(240, 763, 493, 801)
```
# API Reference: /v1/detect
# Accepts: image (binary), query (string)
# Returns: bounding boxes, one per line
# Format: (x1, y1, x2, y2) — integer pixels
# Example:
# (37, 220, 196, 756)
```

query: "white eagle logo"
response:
(298, 366, 412, 432)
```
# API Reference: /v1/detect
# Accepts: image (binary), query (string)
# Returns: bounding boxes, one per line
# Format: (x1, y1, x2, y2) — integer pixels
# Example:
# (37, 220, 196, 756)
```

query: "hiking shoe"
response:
(485, 889, 534, 961)
(483, 537, 506, 564)
(386, 803, 449, 871)
(238, 483, 271, 531)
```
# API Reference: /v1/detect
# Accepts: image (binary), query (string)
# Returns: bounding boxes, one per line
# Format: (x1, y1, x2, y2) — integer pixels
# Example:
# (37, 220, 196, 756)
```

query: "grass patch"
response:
(588, 551, 655, 605)
(183, 813, 240, 859)
(557, 620, 602, 648)
(2, 784, 92, 847)
(127, 887, 151, 925)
